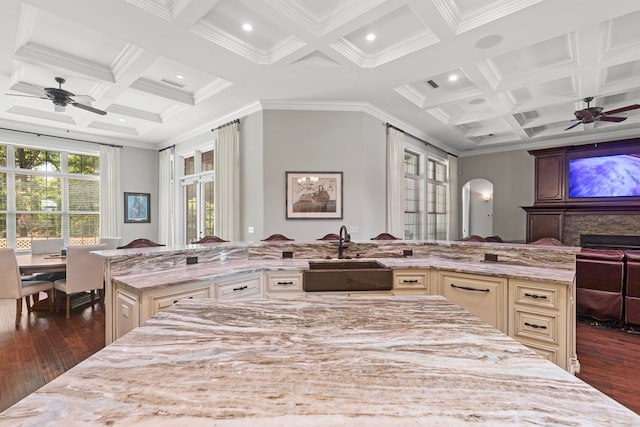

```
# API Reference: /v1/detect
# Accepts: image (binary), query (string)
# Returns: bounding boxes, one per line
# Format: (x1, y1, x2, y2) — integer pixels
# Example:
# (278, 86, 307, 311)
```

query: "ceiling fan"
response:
(6, 77, 107, 115)
(565, 96, 640, 130)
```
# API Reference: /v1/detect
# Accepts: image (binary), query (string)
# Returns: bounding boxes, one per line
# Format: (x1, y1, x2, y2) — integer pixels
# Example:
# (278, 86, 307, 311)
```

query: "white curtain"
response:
(447, 154, 459, 241)
(158, 147, 174, 245)
(214, 121, 240, 241)
(386, 126, 405, 238)
(99, 145, 121, 238)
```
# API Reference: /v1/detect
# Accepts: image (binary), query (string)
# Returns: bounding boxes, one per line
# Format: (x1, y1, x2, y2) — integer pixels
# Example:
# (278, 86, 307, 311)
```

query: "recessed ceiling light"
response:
(119, 118, 125, 122)
(242, 23, 252, 32)
(366, 33, 376, 41)
(176, 74, 184, 80)
(448, 74, 459, 82)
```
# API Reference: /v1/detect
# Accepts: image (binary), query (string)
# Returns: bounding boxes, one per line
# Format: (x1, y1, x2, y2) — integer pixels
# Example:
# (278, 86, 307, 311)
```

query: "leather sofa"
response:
(624, 250, 640, 327)
(575, 248, 625, 322)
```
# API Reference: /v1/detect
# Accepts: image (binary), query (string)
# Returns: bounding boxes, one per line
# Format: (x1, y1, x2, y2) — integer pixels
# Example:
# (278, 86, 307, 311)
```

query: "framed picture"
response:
(124, 192, 150, 223)
(286, 171, 343, 219)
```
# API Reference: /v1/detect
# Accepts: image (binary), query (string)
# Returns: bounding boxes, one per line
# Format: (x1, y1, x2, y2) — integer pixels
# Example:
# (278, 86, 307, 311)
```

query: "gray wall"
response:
(239, 111, 264, 242)
(458, 149, 534, 242)
(120, 146, 159, 245)
(259, 110, 386, 242)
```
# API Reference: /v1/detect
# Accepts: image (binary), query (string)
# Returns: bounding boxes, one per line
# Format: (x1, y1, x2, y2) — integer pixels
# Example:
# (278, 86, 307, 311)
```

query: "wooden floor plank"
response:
(1, 298, 639, 415)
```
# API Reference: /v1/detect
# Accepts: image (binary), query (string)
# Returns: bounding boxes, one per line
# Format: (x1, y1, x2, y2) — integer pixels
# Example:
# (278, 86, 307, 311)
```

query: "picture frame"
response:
(124, 192, 150, 223)
(286, 171, 343, 219)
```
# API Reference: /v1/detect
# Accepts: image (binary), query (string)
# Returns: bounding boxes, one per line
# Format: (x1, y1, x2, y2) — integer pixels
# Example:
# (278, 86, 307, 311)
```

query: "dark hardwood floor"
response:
(1, 296, 639, 415)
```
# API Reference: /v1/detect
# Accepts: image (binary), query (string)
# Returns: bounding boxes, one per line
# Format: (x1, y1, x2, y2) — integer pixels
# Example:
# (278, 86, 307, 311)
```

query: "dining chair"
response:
(370, 233, 400, 240)
(316, 233, 340, 241)
(117, 238, 164, 249)
(53, 244, 107, 319)
(193, 235, 228, 244)
(0, 248, 54, 327)
(27, 238, 66, 282)
(261, 234, 294, 241)
(99, 237, 123, 249)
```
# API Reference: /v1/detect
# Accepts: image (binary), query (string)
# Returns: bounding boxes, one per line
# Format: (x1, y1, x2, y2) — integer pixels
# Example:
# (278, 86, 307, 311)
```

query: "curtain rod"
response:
(384, 123, 457, 158)
(158, 144, 175, 152)
(0, 127, 123, 148)
(211, 118, 239, 132)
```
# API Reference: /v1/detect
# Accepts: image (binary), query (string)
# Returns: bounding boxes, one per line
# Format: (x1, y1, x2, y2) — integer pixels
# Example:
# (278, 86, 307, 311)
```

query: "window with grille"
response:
(180, 149, 215, 244)
(403, 150, 422, 240)
(0, 144, 100, 250)
(427, 158, 448, 240)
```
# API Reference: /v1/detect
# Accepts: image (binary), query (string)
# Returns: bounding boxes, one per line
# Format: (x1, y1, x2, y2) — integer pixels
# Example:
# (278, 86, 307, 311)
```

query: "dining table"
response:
(16, 252, 67, 275)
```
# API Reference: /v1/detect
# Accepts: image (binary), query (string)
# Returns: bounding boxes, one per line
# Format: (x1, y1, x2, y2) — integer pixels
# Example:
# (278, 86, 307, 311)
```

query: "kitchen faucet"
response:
(338, 225, 351, 259)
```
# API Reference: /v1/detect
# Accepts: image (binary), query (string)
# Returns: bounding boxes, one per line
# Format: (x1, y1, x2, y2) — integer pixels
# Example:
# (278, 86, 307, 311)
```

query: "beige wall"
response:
(458, 149, 534, 242)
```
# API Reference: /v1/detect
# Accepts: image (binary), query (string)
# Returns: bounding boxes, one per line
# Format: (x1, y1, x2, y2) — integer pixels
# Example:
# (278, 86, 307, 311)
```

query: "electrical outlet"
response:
(248, 226, 254, 234)
(484, 253, 498, 262)
(282, 251, 293, 259)
(186, 256, 198, 265)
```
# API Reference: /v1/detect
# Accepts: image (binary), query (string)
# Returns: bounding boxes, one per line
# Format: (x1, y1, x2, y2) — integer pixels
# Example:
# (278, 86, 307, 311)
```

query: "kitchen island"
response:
(1, 296, 637, 426)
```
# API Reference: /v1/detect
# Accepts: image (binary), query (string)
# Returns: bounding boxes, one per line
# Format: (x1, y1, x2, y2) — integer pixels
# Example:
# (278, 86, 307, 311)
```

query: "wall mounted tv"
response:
(568, 153, 640, 198)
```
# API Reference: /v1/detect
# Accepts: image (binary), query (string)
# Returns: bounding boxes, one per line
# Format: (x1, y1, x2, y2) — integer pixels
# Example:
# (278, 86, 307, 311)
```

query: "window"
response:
(427, 158, 448, 240)
(180, 149, 214, 243)
(402, 143, 449, 241)
(0, 144, 100, 250)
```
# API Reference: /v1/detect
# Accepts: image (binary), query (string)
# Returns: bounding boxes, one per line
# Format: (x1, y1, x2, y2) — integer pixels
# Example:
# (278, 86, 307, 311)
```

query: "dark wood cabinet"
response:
(523, 208, 563, 242)
(534, 152, 565, 203)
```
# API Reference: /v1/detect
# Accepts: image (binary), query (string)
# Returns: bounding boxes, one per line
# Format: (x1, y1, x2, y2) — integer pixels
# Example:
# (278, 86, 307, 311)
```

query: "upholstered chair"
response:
(316, 233, 340, 241)
(193, 236, 228, 244)
(99, 237, 123, 249)
(53, 244, 107, 319)
(117, 238, 164, 249)
(370, 233, 400, 240)
(0, 248, 53, 327)
(261, 234, 294, 241)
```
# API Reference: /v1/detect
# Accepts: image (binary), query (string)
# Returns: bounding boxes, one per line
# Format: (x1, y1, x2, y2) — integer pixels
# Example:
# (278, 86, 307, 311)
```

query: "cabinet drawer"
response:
(520, 341, 558, 364)
(512, 282, 559, 310)
(216, 275, 262, 300)
(439, 271, 507, 332)
(151, 286, 211, 314)
(513, 309, 557, 343)
(266, 273, 303, 292)
(394, 273, 428, 290)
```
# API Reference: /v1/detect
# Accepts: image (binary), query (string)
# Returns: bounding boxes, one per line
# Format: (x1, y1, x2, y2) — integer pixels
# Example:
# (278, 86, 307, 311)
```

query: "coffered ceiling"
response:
(2, 0, 640, 155)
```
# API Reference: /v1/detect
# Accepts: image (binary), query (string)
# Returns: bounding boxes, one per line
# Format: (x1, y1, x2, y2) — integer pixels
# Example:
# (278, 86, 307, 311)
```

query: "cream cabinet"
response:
(392, 269, 431, 295)
(265, 271, 304, 298)
(438, 271, 508, 333)
(509, 278, 578, 373)
(113, 280, 213, 341)
(215, 273, 263, 300)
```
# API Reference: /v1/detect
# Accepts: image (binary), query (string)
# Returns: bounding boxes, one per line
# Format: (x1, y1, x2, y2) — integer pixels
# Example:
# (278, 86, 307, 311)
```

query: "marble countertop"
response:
(112, 257, 575, 294)
(1, 296, 636, 426)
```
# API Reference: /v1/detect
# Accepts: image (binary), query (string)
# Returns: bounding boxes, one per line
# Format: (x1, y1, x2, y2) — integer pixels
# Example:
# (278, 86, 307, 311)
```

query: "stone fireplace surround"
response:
(563, 214, 640, 247)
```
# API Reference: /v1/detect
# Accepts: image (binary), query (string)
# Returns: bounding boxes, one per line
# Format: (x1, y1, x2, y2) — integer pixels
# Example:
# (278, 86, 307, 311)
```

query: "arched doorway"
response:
(462, 178, 494, 238)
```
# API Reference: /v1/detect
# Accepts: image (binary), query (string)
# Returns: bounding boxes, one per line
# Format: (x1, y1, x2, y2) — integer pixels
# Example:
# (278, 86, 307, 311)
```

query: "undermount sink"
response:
(303, 260, 393, 292)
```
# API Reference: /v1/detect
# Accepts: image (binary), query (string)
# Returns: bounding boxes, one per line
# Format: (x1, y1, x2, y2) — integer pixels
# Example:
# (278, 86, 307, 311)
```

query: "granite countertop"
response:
(112, 257, 575, 294)
(1, 296, 636, 426)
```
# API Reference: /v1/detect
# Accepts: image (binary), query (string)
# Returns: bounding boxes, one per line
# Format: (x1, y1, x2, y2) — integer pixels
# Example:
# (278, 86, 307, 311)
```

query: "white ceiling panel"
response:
(1, 0, 640, 154)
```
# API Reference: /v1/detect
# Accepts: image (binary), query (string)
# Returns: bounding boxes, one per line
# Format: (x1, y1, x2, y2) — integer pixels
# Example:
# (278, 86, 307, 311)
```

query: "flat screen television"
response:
(568, 153, 640, 198)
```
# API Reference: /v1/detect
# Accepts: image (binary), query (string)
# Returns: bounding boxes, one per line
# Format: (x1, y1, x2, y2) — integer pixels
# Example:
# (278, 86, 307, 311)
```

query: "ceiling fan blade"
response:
(70, 94, 96, 104)
(603, 104, 640, 115)
(565, 121, 582, 131)
(5, 93, 49, 100)
(71, 102, 107, 115)
(598, 116, 627, 123)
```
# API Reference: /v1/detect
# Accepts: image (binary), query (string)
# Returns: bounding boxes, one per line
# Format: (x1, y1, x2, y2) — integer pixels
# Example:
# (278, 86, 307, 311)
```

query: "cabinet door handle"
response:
(450, 283, 490, 293)
(276, 281, 294, 285)
(233, 285, 248, 292)
(524, 322, 547, 329)
(524, 293, 548, 300)
(402, 279, 419, 283)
